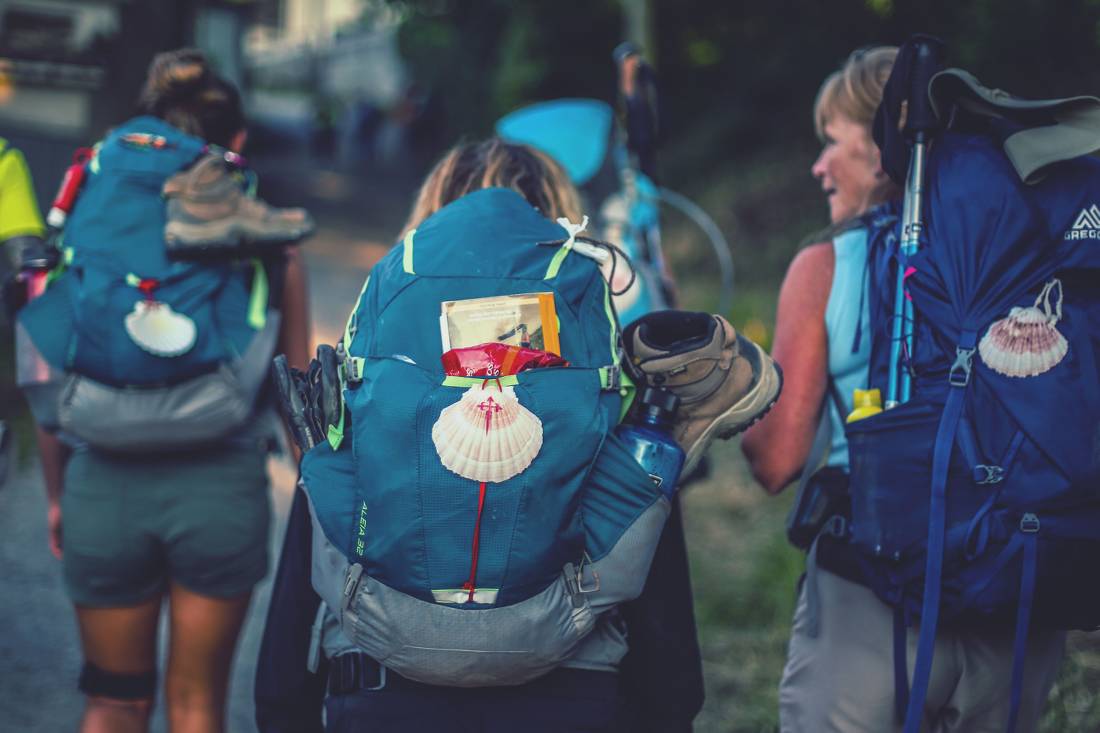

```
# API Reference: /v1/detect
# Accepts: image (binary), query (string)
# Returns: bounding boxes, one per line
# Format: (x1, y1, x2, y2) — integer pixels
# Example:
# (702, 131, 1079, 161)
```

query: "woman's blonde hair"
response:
(813, 46, 898, 139)
(403, 139, 583, 232)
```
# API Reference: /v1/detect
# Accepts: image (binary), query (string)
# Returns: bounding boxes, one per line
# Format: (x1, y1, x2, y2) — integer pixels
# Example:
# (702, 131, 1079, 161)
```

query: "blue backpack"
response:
(17, 116, 281, 450)
(302, 188, 669, 686)
(847, 132, 1100, 730)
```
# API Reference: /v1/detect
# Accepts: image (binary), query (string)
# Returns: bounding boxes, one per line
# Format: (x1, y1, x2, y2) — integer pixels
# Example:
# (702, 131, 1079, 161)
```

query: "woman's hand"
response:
(47, 500, 62, 559)
(35, 426, 70, 559)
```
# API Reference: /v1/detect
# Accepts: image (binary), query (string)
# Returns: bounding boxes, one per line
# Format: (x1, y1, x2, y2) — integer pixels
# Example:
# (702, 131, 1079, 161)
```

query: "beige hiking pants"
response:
(779, 568, 1065, 733)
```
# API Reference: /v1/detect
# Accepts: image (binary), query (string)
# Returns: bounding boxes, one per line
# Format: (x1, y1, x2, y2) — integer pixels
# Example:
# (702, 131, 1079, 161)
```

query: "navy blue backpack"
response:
(847, 131, 1100, 730)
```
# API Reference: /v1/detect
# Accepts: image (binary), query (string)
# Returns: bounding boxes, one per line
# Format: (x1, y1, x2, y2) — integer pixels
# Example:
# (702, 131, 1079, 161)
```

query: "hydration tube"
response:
(658, 186, 734, 316)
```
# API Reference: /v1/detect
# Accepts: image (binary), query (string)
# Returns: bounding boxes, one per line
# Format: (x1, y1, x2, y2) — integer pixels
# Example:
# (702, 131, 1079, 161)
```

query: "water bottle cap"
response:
(853, 388, 882, 408)
(640, 386, 680, 415)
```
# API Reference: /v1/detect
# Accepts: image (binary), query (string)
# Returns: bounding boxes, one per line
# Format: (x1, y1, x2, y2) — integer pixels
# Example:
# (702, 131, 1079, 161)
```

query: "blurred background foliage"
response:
(388, 0, 1100, 337)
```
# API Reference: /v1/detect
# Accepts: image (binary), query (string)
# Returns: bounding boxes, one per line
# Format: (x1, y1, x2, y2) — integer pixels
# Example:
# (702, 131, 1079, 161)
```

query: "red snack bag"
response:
(441, 342, 568, 377)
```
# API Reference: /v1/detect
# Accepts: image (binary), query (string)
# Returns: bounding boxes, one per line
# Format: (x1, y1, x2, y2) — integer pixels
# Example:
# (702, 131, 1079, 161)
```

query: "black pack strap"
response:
(786, 377, 848, 552)
(78, 662, 156, 700)
(328, 652, 392, 695)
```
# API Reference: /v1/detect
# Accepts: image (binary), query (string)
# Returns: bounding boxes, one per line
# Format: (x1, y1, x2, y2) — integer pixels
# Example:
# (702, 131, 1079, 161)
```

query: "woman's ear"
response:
(230, 129, 248, 154)
(870, 145, 886, 179)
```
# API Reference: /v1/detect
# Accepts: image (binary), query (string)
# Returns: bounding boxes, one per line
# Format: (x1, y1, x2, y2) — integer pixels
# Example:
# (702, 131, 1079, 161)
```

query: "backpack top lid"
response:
(900, 132, 1100, 478)
(65, 115, 206, 277)
(349, 187, 620, 373)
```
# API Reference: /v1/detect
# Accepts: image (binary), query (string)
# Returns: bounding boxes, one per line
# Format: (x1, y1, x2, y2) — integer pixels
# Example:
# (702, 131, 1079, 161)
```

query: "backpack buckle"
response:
(1019, 513, 1040, 533)
(341, 563, 364, 615)
(822, 515, 848, 538)
(343, 356, 361, 385)
(576, 552, 600, 594)
(974, 464, 1004, 485)
(601, 364, 621, 391)
(949, 347, 975, 387)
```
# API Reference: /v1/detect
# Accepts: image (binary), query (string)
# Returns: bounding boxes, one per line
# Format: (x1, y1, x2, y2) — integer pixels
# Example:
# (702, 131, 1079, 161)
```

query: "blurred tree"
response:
(386, 0, 1100, 192)
(392, 0, 621, 152)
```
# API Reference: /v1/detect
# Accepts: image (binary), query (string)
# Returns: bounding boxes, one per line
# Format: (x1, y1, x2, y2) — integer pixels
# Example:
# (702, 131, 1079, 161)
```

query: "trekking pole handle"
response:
(613, 41, 660, 182)
(904, 35, 945, 141)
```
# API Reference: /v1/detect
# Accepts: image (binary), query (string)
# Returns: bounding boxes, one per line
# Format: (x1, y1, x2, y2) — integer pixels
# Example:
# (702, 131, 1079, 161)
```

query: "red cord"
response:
(463, 481, 488, 603)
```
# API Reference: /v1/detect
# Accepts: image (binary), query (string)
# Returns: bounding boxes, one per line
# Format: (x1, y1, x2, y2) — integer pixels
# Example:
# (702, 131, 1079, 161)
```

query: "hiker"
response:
(23, 49, 310, 733)
(0, 137, 46, 274)
(741, 46, 1065, 732)
(256, 138, 779, 733)
(0, 137, 47, 486)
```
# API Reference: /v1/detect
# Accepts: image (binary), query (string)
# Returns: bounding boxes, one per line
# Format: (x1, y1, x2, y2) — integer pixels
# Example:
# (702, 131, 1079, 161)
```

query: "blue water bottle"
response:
(615, 387, 686, 500)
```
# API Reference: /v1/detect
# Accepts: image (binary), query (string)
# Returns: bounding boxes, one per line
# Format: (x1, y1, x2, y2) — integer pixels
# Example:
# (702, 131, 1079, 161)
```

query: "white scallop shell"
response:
(978, 305, 1067, 378)
(431, 384, 543, 483)
(124, 300, 197, 357)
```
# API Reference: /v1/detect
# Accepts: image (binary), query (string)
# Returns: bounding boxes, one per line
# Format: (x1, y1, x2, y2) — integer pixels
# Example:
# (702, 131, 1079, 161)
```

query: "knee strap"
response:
(79, 662, 156, 700)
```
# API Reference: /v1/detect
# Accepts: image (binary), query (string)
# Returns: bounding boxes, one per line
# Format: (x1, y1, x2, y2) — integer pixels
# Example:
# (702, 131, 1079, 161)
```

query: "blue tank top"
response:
(823, 226, 871, 469)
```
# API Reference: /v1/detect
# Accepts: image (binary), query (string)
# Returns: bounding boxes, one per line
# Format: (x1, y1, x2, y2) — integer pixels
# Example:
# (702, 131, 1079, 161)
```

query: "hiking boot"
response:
(163, 152, 314, 258)
(623, 311, 782, 476)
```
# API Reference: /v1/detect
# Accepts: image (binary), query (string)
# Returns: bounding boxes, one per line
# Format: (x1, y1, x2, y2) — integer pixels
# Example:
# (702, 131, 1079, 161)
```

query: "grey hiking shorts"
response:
(62, 444, 271, 607)
(779, 567, 1066, 733)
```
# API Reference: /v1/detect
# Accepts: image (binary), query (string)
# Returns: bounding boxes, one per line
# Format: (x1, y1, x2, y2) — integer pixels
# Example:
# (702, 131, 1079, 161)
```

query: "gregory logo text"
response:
(1066, 204, 1100, 240)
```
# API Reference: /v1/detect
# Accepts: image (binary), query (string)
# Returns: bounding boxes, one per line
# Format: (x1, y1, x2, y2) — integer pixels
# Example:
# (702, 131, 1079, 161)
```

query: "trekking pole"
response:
(886, 36, 944, 408)
(613, 41, 659, 182)
(616, 43, 697, 312)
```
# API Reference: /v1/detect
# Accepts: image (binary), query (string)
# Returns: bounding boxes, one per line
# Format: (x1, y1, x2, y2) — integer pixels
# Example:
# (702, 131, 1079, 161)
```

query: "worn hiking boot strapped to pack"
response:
(624, 311, 782, 476)
(163, 151, 314, 256)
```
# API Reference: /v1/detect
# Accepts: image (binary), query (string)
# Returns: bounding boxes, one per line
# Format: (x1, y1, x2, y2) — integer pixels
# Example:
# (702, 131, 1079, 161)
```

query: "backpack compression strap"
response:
(902, 331, 975, 733)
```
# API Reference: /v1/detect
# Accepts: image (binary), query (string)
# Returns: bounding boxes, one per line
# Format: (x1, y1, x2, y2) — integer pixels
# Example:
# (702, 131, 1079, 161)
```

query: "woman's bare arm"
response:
(741, 242, 834, 494)
(37, 426, 71, 558)
(277, 248, 311, 371)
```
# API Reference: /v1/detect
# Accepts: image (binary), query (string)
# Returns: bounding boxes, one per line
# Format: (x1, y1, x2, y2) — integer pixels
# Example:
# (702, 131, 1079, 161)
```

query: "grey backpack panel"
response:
(57, 313, 279, 452)
(308, 497, 593, 686)
(584, 497, 670, 615)
(307, 479, 670, 686)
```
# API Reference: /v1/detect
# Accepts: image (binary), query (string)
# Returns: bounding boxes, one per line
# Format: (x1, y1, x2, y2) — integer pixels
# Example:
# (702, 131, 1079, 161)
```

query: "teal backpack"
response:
(302, 188, 670, 686)
(17, 116, 281, 450)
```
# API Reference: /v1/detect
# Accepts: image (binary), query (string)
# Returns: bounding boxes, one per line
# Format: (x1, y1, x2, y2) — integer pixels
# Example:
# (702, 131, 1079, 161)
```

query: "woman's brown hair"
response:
(403, 139, 583, 232)
(137, 48, 244, 148)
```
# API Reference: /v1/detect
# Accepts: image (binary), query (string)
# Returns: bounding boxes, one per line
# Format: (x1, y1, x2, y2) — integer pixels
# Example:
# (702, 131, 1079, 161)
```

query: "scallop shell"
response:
(978, 305, 1067, 378)
(431, 384, 543, 483)
(124, 300, 197, 357)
